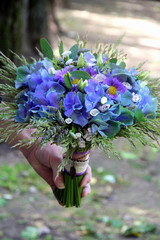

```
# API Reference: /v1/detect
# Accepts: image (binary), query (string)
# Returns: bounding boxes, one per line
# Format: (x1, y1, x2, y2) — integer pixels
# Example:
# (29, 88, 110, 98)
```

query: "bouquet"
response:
(0, 38, 159, 207)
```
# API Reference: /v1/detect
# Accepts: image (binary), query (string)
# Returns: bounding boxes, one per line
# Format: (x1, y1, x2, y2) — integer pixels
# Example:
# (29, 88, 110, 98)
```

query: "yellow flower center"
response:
(108, 86, 117, 95)
(72, 79, 80, 84)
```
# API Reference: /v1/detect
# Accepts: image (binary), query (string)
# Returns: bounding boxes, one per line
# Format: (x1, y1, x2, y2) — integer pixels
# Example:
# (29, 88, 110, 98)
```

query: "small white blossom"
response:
(86, 136, 92, 141)
(65, 118, 72, 124)
(62, 51, 71, 57)
(87, 128, 92, 133)
(101, 96, 108, 105)
(65, 59, 73, 65)
(132, 93, 141, 102)
(90, 108, 99, 116)
(75, 132, 82, 138)
(123, 82, 132, 90)
(78, 138, 86, 148)
(98, 104, 110, 112)
(83, 133, 92, 141)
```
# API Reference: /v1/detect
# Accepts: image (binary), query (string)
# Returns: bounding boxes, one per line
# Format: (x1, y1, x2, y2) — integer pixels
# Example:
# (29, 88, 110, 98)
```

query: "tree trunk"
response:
(0, 0, 23, 60)
(0, 0, 62, 58)
(60, 0, 71, 9)
(27, 0, 49, 51)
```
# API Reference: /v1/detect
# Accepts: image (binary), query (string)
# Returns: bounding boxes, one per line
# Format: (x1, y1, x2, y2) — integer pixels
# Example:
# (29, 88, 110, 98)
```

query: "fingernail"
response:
(58, 184, 65, 189)
(80, 182, 85, 187)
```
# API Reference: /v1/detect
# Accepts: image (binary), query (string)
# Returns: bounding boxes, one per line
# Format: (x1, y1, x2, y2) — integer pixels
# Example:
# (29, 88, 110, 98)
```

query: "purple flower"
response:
(83, 52, 96, 66)
(105, 77, 126, 99)
(54, 66, 73, 84)
(33, 82, 65, 107)
(83, 66, 98, 76)
(64, 92, 88, 127)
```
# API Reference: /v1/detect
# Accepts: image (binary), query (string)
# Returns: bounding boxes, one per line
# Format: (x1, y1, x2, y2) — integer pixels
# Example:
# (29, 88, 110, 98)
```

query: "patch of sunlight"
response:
(129, 206, 148, 216)
(59, 9, 160, 40)
(138, 38, 160, 49)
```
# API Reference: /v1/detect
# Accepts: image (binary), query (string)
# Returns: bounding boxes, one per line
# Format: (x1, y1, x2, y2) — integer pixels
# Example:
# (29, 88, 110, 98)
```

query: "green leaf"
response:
(40, 38, 54, 60)
(109, 58, 117, 63)
(64, 73, 72, 90)
(134, 108, 145, 122)
(69, 44, 79, 60)
(58, 40, 64, 57)
(70, 70, 91, 80)
(90, 118, 109, 126)
(118, 61, 126, 69)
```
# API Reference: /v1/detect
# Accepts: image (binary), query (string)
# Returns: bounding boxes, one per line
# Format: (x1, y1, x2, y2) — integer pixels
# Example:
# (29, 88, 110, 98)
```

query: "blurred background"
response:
(0, 0, 160, 239)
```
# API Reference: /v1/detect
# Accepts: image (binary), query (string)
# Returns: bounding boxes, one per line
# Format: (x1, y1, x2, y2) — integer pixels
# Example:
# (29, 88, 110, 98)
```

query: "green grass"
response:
(0, 162, 51, 195)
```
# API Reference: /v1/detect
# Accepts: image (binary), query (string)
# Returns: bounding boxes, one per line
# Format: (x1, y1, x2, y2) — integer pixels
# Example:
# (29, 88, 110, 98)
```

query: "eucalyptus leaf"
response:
(58, 40, 64, 57)
(118, 61, 126, 69)
(64, 73, 72, 89)
(69, 44, 79, 60)
(40, 38, 54, 60)
(109, 58, 117, 63)
(134, 108, 146, 122)
(70, 70, 91, 80)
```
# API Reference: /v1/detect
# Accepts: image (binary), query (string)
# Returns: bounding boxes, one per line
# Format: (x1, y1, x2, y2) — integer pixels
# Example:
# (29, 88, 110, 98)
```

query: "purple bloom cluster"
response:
(15, 49, 158, 138)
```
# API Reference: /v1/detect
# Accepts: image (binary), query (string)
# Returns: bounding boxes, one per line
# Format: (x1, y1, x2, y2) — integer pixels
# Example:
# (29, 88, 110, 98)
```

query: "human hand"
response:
(19, 129, 92, 200)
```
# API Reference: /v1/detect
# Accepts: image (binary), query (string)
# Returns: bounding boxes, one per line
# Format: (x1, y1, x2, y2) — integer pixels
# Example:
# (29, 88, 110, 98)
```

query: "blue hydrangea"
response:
(14, 48, 158, 139)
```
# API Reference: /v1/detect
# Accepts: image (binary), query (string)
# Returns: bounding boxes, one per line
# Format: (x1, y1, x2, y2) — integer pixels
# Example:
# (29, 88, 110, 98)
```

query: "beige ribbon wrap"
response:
(65, 151, 90, 175)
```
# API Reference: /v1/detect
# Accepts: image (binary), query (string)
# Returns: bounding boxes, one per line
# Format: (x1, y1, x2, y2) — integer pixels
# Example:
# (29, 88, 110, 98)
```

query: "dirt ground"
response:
(0, 0, 160, 239)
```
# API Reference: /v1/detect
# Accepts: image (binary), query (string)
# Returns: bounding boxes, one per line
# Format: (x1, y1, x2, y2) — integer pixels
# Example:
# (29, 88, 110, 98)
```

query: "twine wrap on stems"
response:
(54, 151, 90, 208)
(65, 151, 90, 175)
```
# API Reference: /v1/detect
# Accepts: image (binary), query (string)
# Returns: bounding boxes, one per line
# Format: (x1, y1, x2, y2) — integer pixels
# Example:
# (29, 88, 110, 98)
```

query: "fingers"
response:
(54, 171, 65, 189)
(49, 155, 65, 190)
(81, 184, 91, 198)
(80, 165, 92, 187)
